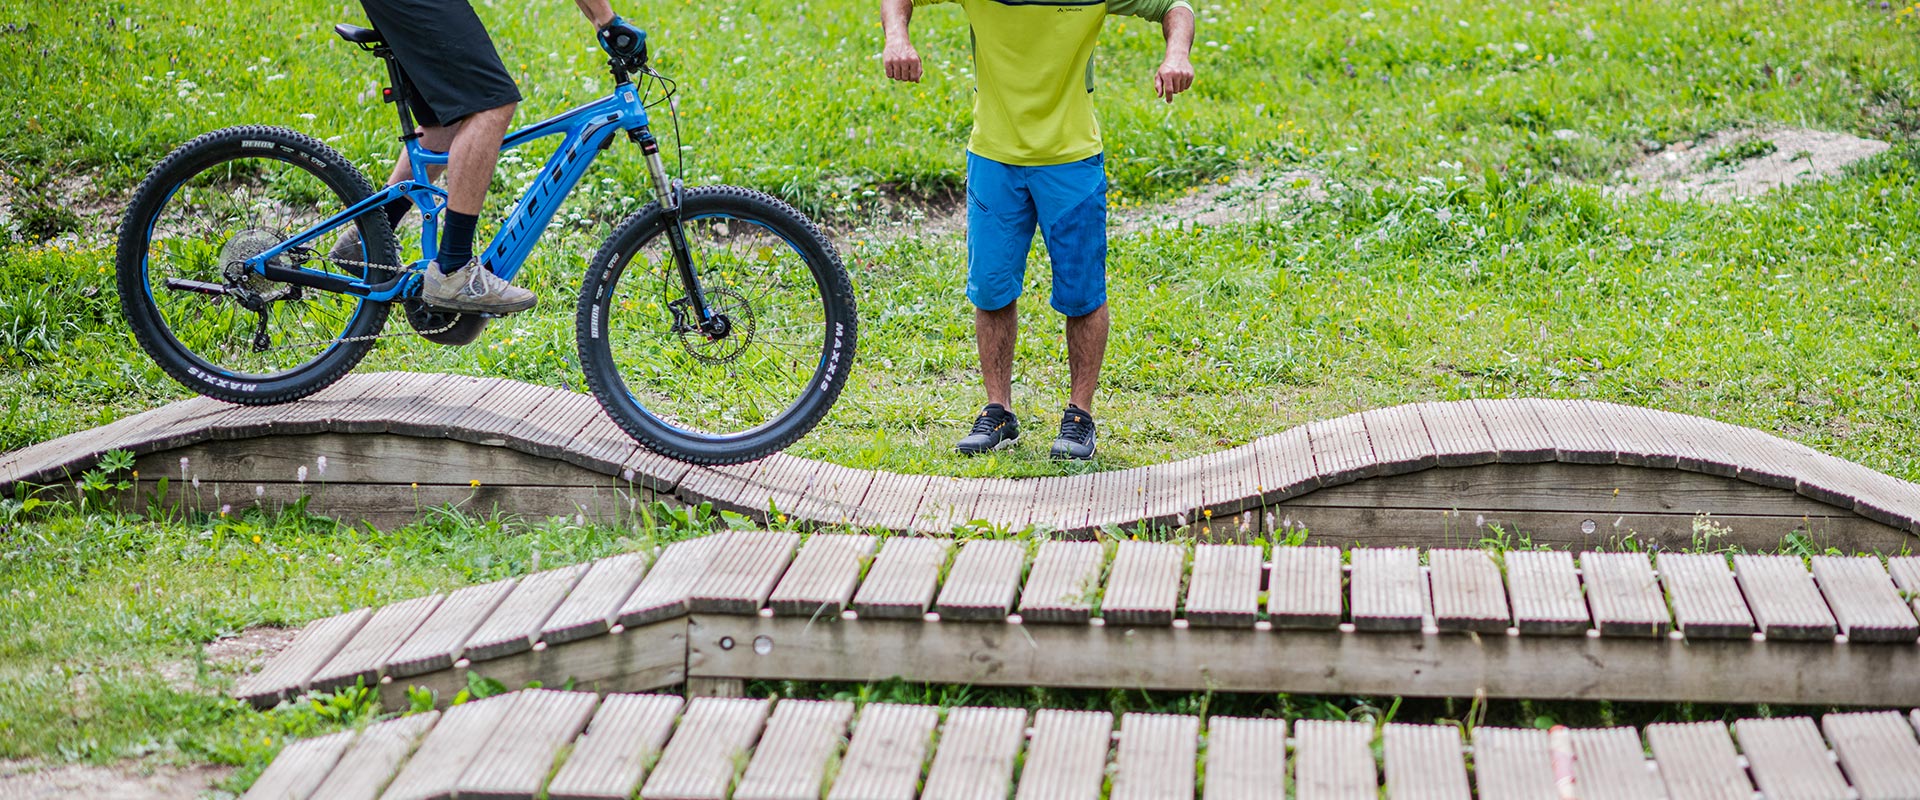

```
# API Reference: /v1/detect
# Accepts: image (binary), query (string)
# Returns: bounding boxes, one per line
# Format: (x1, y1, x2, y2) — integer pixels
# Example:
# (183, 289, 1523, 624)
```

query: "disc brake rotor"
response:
(675, 287, 756, 365)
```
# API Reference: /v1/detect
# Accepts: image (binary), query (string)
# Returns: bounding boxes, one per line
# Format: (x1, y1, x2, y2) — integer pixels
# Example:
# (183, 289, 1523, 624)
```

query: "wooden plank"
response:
(1020, 540, 1107, 624)
(1580, 551, 1671, 637)
(1656, 553, 1754, 639)
(546, 694, 684, 800)
(543, 551, 652, 645)
(908, 475, 983, 534)
(307, 711, 439, 800)
(310, 594, 444, 692)
(386, 579, 516, 679)
(688, 530, 801, 614)
(1568, 727, 1661, 800)
(921, 707, 1027, 800)
(619, 536, 723, 627)
(641, 697, 772, 800)
(787, 462, 876, 528)
(1470, 399, 1556, 463)
(935, 539, 1027, 622)
(1293, 719, 1375, 800)
(1426, 549, 1508, 633)
(563, 410, 643, 474)
(462, 562, 590, 662)
(457, 689, 600, 800)
(768, 534, 876, 617)
(1250, 426, 1319, 502)
(970, 478, 1039, 531)
(848, 471, 932, 532)
(236, 607, 372, 707)
(1824, 711, 1920, 800)
(385, 374, 496, 438)
(1349, 548, 1424, 632)
(1811, 556, 1920, 642)
(1731, 554, 1837, 641)
(1184, 544, 1260, 627)
(1358, 406, 1436, 476)
(1734, 717, 1852, 800)
(735, 700, 856, 800)
(826, 703, 941, 800)
(1888, 556, 1920, 620)
(240, 730, 354, 800)
(1142, 457, 1206, 529)
(1534, 400, 1618, 464)
(1645, 721, 1751, 800)
(380, 692, 519, 800)
(851, 537, 949, 620)
(695, 611, 1920, 706)
(1201, 717, 1287, 800)
(1471, 727, 1556, 800)
(1415, 401, 1498, 468)
(1196, 442, 1265, 518)
(1013, 709, 1112, 800)
(1305, 415, 1378, 486)
(1587, 402, 1682, 469)
(1102, 541, 1185, 626)
(1084, 468, 1147, 531)
(1381, 723, 1469, 800)
(738, 453, 821, 524)
(384, 616, 687, 712)
(1268, 546, 1343, 628)
(1111, 713, 1197, 800)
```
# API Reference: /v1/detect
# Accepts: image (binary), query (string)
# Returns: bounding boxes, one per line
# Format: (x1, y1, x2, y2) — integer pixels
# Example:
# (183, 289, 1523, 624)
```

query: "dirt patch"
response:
(0, 163, 120, 248)
(0, 759, 232, 800)
(203, 626, 299, 677)
(1609, 127, 1890, 203)
(1111, 169, 1327, 236)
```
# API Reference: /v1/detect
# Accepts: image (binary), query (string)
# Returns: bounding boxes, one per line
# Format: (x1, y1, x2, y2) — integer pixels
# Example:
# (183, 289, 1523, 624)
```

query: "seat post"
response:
(374, 47, 420, 142)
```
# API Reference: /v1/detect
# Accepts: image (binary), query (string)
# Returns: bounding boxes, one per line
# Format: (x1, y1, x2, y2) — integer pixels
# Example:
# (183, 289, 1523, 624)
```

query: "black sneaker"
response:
(956, 404, 1020, 455)
(1050, 405, 1097, 461)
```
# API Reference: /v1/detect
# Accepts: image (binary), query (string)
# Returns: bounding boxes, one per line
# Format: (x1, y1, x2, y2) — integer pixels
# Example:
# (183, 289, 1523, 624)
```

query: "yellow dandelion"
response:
(470, 479, 482, 488)
(252, 534, 262, 543)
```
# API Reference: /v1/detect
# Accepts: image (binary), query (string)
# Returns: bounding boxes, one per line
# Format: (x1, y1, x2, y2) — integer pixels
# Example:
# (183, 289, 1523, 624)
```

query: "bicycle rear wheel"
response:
(578, 186, 857, 465)
(115, 125, 397, 404)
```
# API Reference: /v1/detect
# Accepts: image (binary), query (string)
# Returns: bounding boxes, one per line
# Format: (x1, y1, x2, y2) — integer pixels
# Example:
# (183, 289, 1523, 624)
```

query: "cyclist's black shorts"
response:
(359, 0, 522, 128)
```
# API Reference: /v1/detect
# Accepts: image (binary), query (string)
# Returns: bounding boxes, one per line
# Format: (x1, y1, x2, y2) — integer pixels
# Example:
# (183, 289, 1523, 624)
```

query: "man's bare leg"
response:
(976, 301, 1019, 408)
(1064, 303, 1108, 413)
(441, 103, 516, 217)
(387, 124, 458, 187)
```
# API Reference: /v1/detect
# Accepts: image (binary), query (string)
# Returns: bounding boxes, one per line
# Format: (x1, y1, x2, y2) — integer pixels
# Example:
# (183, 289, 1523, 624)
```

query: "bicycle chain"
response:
(252, 253, 464, 353)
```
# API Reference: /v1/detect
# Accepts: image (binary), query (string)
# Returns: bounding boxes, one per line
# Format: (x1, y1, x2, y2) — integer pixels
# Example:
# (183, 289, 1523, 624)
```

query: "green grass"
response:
(4, 0, 1920, 787)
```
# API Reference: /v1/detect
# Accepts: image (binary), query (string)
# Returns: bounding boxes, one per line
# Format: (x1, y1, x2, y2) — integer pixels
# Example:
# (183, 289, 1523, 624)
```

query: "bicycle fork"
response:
(632, 127, 729, 341)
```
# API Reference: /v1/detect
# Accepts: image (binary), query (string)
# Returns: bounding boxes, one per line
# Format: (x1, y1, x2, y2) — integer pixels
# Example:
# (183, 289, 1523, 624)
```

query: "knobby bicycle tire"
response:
(577, 185, 857, 465)
(115, 125, 397, 404)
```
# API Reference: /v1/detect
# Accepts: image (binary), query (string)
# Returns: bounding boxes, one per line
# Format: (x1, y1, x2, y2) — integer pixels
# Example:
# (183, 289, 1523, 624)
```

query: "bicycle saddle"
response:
(333, 24, 383, 45)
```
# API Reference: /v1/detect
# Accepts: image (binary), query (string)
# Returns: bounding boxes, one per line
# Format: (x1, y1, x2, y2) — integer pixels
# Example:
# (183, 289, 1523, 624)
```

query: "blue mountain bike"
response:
(115, 24, 856, 465)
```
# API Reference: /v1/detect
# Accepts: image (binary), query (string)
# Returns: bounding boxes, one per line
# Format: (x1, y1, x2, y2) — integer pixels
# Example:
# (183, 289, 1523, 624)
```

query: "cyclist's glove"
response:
(598, 16, 647, 59)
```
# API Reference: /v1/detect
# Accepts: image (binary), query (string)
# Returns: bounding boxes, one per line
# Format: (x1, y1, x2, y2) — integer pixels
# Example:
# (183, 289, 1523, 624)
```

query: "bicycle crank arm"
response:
(163, 278, 232, 297)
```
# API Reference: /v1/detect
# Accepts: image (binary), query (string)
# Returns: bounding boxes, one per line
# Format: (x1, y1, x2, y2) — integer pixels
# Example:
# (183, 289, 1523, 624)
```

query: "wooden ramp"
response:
(240, 689, 1920, 800)
(237, 532, 1920, 710)
(4, 372, 1920, 551)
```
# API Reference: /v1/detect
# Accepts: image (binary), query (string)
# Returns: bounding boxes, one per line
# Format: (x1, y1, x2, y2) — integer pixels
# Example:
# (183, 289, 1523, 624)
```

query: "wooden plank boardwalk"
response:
(238, 532, 1920, 710)
(241, 691, 1920, 800)
(3, 373, 1919, 550)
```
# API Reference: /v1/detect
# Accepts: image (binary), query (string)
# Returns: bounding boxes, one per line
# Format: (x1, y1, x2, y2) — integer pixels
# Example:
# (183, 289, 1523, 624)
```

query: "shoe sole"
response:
(1049, 440, 1095, 461)
(421, 296, 537, 315)
(956, 433, 1019, 456)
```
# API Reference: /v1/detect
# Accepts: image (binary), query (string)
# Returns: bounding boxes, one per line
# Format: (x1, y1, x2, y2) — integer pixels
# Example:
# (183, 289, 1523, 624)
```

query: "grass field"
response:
(3, 0, 1920, 792)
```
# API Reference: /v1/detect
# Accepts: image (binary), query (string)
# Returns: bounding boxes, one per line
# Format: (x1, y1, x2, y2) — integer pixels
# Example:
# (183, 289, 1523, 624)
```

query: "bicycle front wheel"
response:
(115, 125, 397, 404)
(578, 186, 857, 465)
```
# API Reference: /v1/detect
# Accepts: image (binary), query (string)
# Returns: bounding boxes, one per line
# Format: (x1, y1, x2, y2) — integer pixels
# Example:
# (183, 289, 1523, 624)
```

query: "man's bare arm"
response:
(1154, 5, 1195, 102)
(882, 0, 922, 83)
(575, 0, 616, 28)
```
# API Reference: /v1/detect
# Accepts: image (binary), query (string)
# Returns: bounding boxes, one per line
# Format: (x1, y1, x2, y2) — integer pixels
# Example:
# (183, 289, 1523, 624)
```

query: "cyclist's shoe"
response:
(421, 259, 536, 314)
(1049, 405, 1097, 461)
(956, 404, 1019, 456)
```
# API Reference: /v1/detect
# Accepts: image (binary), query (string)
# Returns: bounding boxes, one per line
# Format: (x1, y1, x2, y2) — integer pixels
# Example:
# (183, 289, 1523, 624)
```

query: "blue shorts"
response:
(966, 152, 1108, 317)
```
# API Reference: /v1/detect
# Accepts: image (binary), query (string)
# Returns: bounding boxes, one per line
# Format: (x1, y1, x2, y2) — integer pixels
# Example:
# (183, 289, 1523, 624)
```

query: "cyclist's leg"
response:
(435, 101, 516, 271)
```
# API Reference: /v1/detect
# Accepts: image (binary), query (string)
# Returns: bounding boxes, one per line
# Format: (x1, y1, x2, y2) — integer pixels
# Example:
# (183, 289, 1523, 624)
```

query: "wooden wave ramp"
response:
(238, 531, 1920, 710)
(4, 372, 1920, 551)
(243, 688, 1920, 800)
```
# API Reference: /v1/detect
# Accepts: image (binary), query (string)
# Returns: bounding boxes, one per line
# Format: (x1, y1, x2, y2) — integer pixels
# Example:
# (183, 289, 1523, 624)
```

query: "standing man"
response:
(338, 0, 647, 314)
(882, 0, 1194, 460)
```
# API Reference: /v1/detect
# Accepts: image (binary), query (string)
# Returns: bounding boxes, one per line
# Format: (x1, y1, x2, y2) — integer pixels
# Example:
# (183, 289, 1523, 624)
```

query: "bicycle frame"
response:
(245, 81, 666, 304)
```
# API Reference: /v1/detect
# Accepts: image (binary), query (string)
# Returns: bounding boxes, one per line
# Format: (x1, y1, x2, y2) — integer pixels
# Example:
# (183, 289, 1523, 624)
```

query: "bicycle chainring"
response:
(405, 300, 491, 346)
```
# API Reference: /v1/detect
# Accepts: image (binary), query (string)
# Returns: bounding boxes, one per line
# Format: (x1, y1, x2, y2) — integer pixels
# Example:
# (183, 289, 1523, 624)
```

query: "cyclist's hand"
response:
(599, 16, 647, 59)
(1155, 54, 1193, 103)
(883, 39, 921, 83)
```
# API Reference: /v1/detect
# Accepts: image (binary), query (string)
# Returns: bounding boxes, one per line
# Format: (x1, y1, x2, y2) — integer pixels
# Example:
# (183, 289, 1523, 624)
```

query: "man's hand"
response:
(1155, 55, 1194, 102)
(884, 39, 923, 82)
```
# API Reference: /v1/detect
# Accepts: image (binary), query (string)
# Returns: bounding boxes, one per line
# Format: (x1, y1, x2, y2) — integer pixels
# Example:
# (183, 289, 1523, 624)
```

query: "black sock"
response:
(438, 210, 478, 272)
(383, 198, 411, 231)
